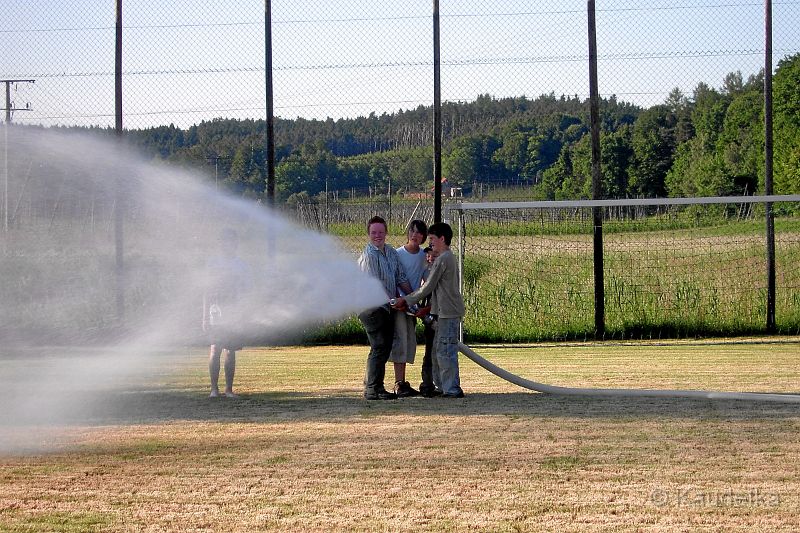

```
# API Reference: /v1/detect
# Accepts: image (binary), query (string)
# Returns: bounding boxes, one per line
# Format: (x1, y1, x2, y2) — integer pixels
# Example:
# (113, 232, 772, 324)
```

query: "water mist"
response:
(0, 126, 387, 453)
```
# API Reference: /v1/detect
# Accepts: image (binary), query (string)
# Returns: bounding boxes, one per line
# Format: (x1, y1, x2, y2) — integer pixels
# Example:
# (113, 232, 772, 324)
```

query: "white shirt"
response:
(395, 245, 427, 295)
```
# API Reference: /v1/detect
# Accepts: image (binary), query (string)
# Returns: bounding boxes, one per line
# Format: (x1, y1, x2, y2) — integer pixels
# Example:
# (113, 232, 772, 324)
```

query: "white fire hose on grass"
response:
(458, 342, 800, 404)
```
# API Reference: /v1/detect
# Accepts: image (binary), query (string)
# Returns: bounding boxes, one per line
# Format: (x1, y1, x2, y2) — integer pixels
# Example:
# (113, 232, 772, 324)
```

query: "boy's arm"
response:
(415, 304, 432, 317)
(357, 249, 375, 275)
(396, 259, 444, 307)
(394, 253, 412, 295)
(398, 280, 413, 295)
(359, 249, 393, 299)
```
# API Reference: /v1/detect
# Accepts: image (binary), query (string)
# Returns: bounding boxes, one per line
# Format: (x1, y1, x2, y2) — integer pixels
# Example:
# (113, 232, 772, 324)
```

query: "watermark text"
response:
(649, 487, 780, 508)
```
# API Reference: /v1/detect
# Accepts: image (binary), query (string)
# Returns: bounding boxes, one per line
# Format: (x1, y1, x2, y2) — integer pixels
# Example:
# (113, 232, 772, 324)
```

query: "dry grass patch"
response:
(1, 339, 799, 532)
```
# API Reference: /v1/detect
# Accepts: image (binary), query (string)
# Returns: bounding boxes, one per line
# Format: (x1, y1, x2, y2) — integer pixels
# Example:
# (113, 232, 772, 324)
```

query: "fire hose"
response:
(458, 342, 800, 404)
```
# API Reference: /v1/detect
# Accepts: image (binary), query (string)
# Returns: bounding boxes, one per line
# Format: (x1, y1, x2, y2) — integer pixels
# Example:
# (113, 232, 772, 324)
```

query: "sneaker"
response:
(442, 390, 465, 398)
(209, 390, 220, 398)
(394, 381, 420, 398)
(422, 388, 443, 398)
(364, 389, 398, 400)
(406, 381, 421, 397)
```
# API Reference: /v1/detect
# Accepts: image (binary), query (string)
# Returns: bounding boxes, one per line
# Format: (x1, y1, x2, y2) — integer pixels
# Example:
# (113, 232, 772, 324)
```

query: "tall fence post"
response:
(114, 0, 125, 325)
(764, 0, 776, 332)
(432, 0, 442, 225)
(265, 0, 276, 207)
(587, 0, 605, 338)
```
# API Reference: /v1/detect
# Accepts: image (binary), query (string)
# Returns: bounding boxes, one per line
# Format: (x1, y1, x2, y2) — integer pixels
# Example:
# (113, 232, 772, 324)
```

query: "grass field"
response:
(1, 339, 799, 532)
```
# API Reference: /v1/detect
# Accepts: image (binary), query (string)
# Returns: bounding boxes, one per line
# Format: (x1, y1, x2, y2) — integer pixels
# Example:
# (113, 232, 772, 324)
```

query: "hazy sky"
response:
(2, 0, 799, 128)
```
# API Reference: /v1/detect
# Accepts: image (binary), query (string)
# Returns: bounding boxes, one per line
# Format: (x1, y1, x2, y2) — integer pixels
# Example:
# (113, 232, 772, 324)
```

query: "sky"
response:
(1, 0, 799, 129)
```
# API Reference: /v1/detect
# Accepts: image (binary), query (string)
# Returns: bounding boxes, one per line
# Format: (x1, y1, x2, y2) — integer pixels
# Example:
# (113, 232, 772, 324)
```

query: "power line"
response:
(12, 46, 784, 80)
(5, 2, 796, 34)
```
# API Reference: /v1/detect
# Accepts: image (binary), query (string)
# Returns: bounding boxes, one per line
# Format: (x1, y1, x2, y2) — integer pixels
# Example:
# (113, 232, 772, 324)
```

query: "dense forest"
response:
(122, 54, 799, 202)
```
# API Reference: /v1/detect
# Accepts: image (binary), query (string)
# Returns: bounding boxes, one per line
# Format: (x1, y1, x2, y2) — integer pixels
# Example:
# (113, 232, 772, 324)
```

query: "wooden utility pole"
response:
(2, 79, 34, 233)
(2, 79, 35, 123)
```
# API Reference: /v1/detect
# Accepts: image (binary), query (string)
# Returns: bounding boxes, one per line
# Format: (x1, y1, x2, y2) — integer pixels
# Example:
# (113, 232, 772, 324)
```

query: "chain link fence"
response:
(3, 2, 798, 200)
(2, 1, 800, 341)
(450, 196, 800, 341)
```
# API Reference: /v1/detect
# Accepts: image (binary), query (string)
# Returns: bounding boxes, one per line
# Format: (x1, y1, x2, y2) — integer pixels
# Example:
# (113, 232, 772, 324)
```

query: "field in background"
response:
(4, 191, 799, 344)
(334, 215, 800, 342)
(1, 340, 799, 532)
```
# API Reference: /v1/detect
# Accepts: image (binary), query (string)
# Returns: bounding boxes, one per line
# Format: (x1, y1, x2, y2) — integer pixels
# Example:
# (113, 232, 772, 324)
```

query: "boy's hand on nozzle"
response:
(391, 297, 406, 310)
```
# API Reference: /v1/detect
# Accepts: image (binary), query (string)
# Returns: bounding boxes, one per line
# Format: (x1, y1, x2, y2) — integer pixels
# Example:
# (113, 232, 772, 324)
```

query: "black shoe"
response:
(422, 388, 443, 398)
(395, 381, 420, 398)
(364, 388, 397, 400)
(441, 390, 465, 398)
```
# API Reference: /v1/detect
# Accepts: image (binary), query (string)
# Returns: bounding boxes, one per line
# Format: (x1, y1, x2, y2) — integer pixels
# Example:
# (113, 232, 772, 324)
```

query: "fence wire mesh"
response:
(7, 0, 788, 129)
(2, 1, 800, 341)
(454, 199, 800, 341)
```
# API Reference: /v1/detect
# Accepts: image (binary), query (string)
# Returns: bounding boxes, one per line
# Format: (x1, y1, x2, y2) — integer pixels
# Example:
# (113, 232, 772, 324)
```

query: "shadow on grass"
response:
(4, 387, 797, 429)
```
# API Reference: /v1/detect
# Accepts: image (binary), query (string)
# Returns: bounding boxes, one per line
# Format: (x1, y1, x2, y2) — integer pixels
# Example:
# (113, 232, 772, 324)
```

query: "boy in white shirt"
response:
(389, 220, 428, 398)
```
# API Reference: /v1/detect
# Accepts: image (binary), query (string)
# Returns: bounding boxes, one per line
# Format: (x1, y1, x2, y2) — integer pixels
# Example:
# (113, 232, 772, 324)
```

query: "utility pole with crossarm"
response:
(2, 79, 35, 232)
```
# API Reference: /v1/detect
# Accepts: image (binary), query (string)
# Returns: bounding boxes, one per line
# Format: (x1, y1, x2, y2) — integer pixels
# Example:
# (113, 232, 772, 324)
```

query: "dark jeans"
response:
(358, 306, 395, 395)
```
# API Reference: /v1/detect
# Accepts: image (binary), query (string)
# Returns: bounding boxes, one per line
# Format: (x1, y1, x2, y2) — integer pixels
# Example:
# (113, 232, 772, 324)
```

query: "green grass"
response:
(0, 511, 114, 533)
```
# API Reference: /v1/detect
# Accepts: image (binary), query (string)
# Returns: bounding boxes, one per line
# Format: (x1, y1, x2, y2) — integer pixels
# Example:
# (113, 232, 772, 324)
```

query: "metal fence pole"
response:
(764, 0, 776, 332)
(265, 0, 276, 207)
(432, 0, 442, 225)
(114, 0, 125, 324)
(3, 121, 7, 234)
(587, 0, 605, 338)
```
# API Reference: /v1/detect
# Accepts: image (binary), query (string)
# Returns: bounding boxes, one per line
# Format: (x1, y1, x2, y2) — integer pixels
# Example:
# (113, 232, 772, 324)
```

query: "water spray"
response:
(0, 127, 390, 453)
(458, 342, 800, 404)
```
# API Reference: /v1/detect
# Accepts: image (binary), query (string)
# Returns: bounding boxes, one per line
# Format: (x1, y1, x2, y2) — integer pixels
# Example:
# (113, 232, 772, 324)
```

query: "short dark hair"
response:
(423, 246, 433, 254)
(407, 219, 428, 239)
(428, 222, 453, 246)
(366, 215, 387, 234)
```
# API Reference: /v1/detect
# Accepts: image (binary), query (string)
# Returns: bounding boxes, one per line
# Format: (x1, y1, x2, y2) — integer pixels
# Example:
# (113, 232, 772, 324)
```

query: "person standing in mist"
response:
(202, 228, 252, 398)
(392, 223, 465, 398)
(357, 215, 413, 400)
(388, 219, 428, 398)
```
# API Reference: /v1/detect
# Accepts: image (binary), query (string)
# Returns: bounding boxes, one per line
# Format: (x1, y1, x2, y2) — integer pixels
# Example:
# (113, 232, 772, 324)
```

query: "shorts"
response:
(389, 312, 417, 364)
(208, 325, 245, 351)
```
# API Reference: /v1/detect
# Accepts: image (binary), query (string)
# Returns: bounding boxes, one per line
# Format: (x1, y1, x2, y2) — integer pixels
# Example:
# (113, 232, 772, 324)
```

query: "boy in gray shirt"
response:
(393, 223, 465, 398)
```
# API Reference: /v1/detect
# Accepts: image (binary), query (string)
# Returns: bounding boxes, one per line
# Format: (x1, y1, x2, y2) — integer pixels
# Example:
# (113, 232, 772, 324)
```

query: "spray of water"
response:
(0, 126, 386, 453)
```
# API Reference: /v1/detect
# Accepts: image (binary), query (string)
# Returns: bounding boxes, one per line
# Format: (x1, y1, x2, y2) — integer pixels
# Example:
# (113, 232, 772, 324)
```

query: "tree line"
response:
(124, 54, 799, 202)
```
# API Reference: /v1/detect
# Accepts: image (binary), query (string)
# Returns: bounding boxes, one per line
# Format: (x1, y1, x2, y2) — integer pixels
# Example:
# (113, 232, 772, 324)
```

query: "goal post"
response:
(447, 195, 800, 342)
